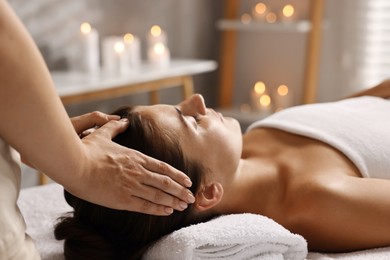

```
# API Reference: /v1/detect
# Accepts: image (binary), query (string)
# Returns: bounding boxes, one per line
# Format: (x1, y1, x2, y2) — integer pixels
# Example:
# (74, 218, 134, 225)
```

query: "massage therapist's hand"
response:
(21, 112, 118, 168)
(66, 117, 195, 216)
(69, 111, 120, 137)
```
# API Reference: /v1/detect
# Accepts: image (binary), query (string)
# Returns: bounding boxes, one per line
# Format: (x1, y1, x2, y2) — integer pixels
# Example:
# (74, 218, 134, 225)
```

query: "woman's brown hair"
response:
(54, 106, 213, 259)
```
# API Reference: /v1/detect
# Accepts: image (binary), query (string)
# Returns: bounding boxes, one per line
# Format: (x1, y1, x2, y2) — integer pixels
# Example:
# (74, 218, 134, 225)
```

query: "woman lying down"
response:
(55, 80, 390, 259)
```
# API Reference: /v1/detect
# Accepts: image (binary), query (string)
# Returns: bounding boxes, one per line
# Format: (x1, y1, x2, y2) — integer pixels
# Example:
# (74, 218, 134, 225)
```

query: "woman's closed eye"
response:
(194, 115, 202, 124)
(175, 106, 200, 129)
(190, 115, 202, 129)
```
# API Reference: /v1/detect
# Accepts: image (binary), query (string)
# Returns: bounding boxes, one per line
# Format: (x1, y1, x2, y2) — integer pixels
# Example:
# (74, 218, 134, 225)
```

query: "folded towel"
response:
(144, 213, 307, 260)
(247, 96, 390, 180)
(18, 183, 70, 260)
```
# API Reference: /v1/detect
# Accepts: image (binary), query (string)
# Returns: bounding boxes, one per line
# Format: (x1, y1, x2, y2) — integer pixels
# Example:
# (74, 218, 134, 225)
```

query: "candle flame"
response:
(266, 12, 277, 23)
(259, 94, 271, 107)
(283, 5, 295, 18)
(241, 13, 252, 24)
(123, 33, 134, 43)
(154, 43, 165, 55)
(255, 3, 267, 15)
(114, 41, 125, 54)
(80, 22, 91, 34)
(254, 81, 266, 94)
(277, 85, 289, 96)
(151, 25, 162, 37)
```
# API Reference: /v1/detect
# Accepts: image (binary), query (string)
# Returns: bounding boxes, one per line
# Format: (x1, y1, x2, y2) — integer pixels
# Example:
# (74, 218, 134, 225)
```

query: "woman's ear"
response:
(194, 182, 224, 212)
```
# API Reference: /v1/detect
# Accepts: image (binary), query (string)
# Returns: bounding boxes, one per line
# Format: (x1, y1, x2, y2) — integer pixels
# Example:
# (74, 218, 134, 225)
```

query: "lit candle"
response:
(102, 36, 121, 76)
(123, 33, 141, 69)
(258, 94, 272, 113)
(251, 81, 273, 114)
(148, 25, 168, 46)
(241, 13, 252, 24)
(273, 84, 293, 111)
(147, 25, 170, 68)
(114, 41, 129, 75)
(251, 2, 268, 22)
(252, 93, 272, 115)
(79, 22, 100, 75)
(280, 4, 295, 23)
(266, 11, 277, 23)
(148, 42, 170, 68)
(254, 81, 266, 95)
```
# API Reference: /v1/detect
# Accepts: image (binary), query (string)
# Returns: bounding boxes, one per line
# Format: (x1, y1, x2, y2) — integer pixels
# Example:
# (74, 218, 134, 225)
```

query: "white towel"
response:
(18, 183, 70, 260)
(144, 213, 307, 260)
(18, 183, 390, 259)
(247, 96, 390, 180)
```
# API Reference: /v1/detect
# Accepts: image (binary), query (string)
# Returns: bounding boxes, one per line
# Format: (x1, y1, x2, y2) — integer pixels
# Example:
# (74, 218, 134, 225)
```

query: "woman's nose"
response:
(179, 94, 207, 116)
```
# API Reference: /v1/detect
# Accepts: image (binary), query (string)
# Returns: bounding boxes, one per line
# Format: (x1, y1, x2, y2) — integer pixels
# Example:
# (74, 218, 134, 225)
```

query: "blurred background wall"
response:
(9, 0, 223, 115)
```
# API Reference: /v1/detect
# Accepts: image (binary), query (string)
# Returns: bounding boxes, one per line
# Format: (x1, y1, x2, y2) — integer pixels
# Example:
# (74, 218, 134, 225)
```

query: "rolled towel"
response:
(144, 213, 307, 260)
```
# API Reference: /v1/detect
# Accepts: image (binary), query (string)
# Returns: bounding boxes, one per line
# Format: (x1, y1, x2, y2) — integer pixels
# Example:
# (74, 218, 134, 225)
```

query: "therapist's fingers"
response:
(107, 147, 195, 215)
(79, 127, 97, 138)
(79, 115, 126, 138)
(136, 151, 195, 201)
(139, 151, 194, 192)
(92, 118, 130, 139)
(139, 174, 195, 212)
(71, 111, 121, 134)
(126, 196, 175, 216)
(120, 150, 195, 209)
(123, 174, 193, 215)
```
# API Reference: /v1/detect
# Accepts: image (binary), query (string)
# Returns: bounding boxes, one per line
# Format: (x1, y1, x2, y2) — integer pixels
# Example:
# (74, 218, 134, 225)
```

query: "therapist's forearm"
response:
(0, 0, 86, 184)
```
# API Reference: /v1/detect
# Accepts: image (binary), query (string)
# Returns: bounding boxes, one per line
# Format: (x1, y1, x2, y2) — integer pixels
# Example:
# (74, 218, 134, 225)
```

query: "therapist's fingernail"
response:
(165, 207, 174, 214)
(187, 192, 195, 203)
(184, 178, 192, 187)
(179, 201, 188, 210)
(120, 118, 129, 123)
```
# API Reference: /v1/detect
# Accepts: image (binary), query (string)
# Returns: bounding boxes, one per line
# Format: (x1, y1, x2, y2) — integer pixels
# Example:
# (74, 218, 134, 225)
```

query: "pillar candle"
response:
(273, 84, 293, 111)
(147, 25, 170, 68)
(251, 2, 268, 22)
(79, 22, 100, 75)
(251, 81, 273, 115)
(147, 25, 168, 47)
(147, 42, 170, 68)
(251, 81, 266, 104)
(280, 4, 296, 23)
(114, 41, 130, 75)
(253, 93, 273, 115)
(102, 36, 124, 76)
(123, 33, 141, 69)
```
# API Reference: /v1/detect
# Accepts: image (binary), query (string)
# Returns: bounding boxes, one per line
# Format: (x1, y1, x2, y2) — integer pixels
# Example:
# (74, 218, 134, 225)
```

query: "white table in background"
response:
(52, 59, 218, 105)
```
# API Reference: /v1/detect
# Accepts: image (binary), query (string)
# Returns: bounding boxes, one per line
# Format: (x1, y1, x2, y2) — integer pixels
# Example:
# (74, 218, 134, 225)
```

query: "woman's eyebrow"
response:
(174, 107, 188, 128)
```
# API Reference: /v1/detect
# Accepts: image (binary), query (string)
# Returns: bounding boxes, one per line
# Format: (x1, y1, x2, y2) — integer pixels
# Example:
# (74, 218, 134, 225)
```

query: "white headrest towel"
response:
(144, 213, 307, 260)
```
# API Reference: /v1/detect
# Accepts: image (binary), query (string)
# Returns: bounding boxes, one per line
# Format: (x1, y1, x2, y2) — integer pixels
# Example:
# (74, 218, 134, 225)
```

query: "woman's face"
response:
(135, 94, 242, 181)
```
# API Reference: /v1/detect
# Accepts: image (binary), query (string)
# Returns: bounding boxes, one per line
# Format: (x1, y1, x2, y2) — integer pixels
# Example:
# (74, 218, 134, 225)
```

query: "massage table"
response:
(18, 183, 390, 259)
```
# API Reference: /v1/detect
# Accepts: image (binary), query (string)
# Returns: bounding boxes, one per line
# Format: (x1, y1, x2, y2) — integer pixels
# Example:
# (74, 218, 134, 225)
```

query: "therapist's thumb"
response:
(94, 118, 129, 139)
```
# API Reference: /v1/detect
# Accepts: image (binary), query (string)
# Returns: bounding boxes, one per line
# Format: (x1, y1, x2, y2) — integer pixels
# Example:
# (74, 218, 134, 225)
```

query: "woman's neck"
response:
(212, 157, 283, 216)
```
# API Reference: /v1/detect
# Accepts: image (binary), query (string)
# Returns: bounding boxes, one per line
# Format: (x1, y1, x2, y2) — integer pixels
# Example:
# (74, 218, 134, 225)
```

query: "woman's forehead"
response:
(134, 104, 172, 118)
(134, 105, 183, 130)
